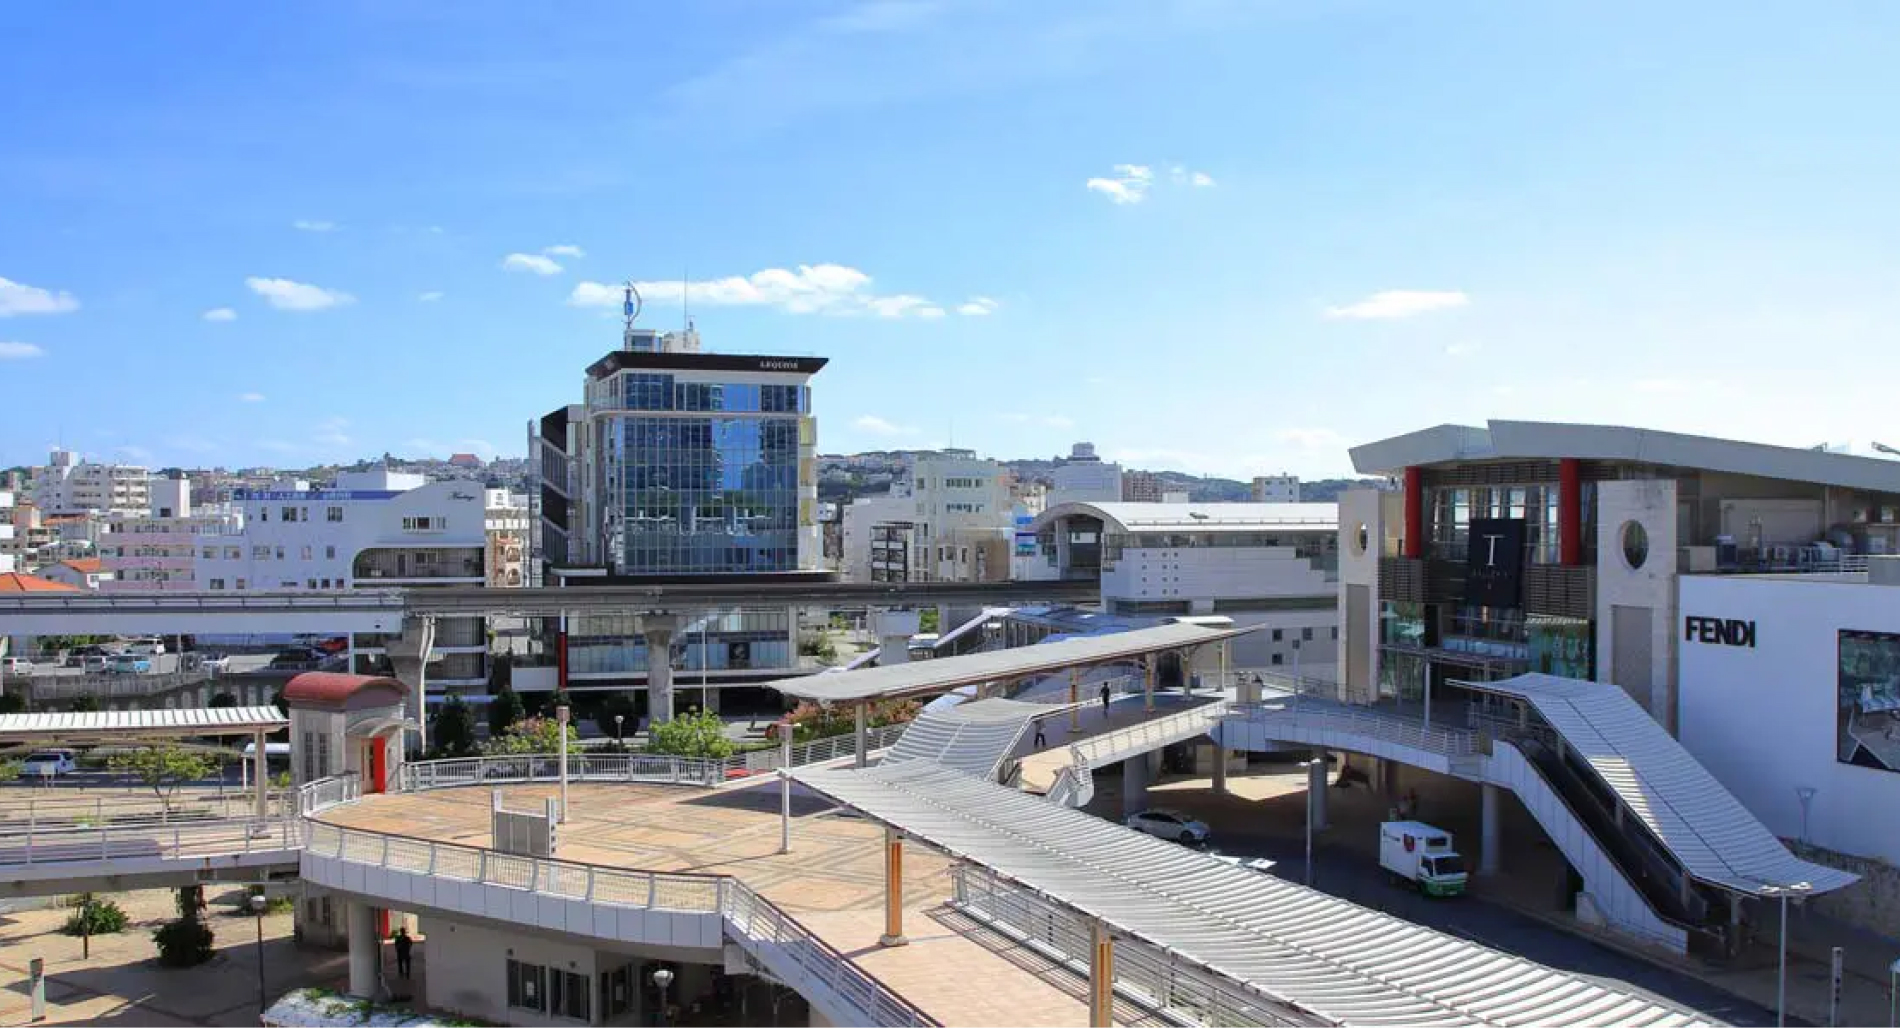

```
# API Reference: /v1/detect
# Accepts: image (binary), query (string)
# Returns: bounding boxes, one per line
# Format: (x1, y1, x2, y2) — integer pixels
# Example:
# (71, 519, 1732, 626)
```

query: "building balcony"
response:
(103, 556, 195, 572)
(352, 547, 484, 581)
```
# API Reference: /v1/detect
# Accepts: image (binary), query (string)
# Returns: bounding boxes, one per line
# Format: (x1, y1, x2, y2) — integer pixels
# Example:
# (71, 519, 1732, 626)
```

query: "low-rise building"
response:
(33, 557, 112, 590)
(1122, 470, 1164, 502)
(99, 476, 243, 593)
(1252, 474, 1300, 503)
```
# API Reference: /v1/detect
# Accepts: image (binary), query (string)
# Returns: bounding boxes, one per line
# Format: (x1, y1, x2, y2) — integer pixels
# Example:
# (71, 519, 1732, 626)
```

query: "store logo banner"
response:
(1463, 517, 1527, 608)
(1684, 616, 1755, 648)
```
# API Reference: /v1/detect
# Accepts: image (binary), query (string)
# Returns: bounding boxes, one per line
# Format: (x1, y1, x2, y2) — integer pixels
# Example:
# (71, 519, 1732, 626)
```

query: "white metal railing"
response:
(718, 722, 910, 777)
(296, 773, 361, 815)
(305, 820, 936, 1027)
(1044, 746, 1094, 808)
(0, 789, 289, 827)
(399, 753, 726, 791)
(1228, 700, 1478, 758)
(1070, 701, 1229, 770)
(951, 865, 1325, 1028)
(0, 812, 300, 868)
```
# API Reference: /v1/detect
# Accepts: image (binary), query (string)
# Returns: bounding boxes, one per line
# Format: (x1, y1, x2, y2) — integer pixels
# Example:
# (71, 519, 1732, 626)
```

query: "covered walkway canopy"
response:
(0, 707, 287, 744)
(766, 621, 1257, 705)
(795, 759, 1708, 1028)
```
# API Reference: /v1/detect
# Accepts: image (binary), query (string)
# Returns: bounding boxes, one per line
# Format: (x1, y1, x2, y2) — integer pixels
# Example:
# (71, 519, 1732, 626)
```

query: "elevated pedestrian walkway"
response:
(1220, 674, 1857, 956)
(881, 697, 1051, 780)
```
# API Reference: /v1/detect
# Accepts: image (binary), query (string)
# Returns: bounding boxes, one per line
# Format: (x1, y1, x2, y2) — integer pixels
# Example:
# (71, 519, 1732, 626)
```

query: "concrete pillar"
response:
(855, 702, 868, 769)
(1143, 657, 1155, 713)
(1089, 920, 1115, 1028)
(1069, 667, 1082, 732)
(874, 609, 920, 667)
(640, 613, 680, 725)
(346, 901, 379, 998)
(1210, 739, 1228, 795)
(1307, 752, 1328, 831)
(879, 828, 908, 947)
(701, 686, 720, 714)
(1378, 758, 1400, 797)
(253, 728, 269, 819)
(1122, 753, 1150, 815)
(1481, 783, 1501, 876)
(384, 616, 438, 754)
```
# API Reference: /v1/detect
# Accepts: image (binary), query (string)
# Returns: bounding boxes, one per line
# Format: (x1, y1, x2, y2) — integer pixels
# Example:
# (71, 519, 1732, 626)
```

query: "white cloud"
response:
(1000, 413, 1074, 429)
(1168, 165, 1217, 188)
(0, 276, 80, 317)
(202, 307, 237, 322)
(1445, 341, 1480, 357)
(417, 291, 444, 302)
(1190, 171, 1215, 188)
(1276, 428, 1346, 450)
(1325, 290, 1470, 320)
(239, 391, 266, 403)
(0, 341, 45, 359)
(957, 296, 999, 316)
(1085, 163, 1154, 204)
(853, 415, 917, 436)
(503, 253, 563, 275)
(572, 264, 951, 319)
(293, 219, 338, 233)
(245, 277, 355, 311)
(114, 445, 154, 463)
(542, 244, 585, 258)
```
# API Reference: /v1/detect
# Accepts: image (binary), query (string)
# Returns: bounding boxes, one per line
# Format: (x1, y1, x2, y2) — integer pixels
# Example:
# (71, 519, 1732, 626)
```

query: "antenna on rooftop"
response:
(682, 262, 691, 332)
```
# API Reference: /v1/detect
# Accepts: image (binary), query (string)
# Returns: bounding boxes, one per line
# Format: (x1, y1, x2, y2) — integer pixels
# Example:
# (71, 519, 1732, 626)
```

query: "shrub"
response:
(152, 917, 216, 967)
(781, 698, 921, 743)
(61, 896, 129, 936)
(480, 716, 578, 756)
(646, 708, 735, 759)
(488, 683, 525, 738)
(430, 695, 478, 758)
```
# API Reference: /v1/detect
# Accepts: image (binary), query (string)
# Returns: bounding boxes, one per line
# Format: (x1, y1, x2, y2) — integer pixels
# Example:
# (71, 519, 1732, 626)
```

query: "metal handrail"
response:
(305, 819, 936, 1027)
(296, 773, 361, 815)
(0, 811, 300, 867)
(399, 754, 725, 791)
(1228, 700, 1478, 757)
(1070, 701, 1229, 769)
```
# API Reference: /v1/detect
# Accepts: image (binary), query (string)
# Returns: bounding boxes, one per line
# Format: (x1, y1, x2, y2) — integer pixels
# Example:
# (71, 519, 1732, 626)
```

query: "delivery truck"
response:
(1379, 821, 1468, 897)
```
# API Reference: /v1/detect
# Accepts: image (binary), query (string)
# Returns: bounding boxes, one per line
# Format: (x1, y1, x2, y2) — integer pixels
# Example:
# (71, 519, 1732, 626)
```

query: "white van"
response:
(121, 637, 167, 656)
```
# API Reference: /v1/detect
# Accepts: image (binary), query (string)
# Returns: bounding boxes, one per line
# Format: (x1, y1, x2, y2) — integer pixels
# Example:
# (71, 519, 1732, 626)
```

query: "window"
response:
(507, 959, 547, 1013)
(326, 506, 343, 522)
(1331, 626, 1339, 640)
(549, 968, 590, 1021)
(307, 579, 317, 590)
(301, 546, 312, 560)
(326, 545, 336, 559)
(208, 578, 225, 590)
(275, 546, 285, 560)
(1272, 629, 1283, 642)
(236, 578, 247, 590)
(1271, 653, 1284, 666)
(403, 516, 443, 531)
(1302, 627, 1314, 642)
(252, 545, 271, 560)
(202, 547, 215, 560)
(281, 506, 298, 522)
(226, 546, 240, 559)
(259, 508, 268, 522)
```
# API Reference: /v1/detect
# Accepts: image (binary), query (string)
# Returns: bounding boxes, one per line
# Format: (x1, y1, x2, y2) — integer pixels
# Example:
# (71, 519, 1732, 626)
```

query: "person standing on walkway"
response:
(393, 926, 414, 979)
(1100, 681, 1112, 716)
(1033, 721, 1047, 748)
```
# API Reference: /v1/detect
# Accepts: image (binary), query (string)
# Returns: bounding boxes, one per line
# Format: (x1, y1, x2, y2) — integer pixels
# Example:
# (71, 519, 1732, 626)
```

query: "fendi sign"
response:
(1684, 616, 1755, 648)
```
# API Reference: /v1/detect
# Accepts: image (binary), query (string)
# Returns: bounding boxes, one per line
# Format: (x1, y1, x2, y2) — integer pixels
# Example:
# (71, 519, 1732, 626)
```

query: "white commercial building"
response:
(99, 476, 244, 593)
(1252, 474, 1300, 503)
(1679, 567, 1900, 874)
(28, 448, 152, 516)
(1047, 442, 1123, 508)
(1028, 501, 1340, 674)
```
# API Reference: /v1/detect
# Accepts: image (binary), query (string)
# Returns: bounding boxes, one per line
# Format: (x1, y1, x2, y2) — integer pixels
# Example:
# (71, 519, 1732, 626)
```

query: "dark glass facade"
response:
(603, 414, 803, 574)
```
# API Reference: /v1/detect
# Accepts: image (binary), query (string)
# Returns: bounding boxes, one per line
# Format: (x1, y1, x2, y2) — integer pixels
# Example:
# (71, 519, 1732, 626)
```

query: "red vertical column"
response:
(1559, 458, 1582, 565)
(556, 612, 569, 690)
(1402, 467, 1424, 558)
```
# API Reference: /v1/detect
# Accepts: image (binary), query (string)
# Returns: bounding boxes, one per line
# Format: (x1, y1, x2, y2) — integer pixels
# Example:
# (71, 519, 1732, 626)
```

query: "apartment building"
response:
(1252, 474, 1300, 503)
(99, 476, 243, 593)
(1122, 470, 1164, 502)
(0, 491, 13, 574)
(28, 448, 151, 515)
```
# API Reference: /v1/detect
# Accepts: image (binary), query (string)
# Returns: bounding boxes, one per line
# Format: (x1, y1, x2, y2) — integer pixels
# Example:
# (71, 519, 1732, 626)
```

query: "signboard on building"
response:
(1463, 517, 1526, 608)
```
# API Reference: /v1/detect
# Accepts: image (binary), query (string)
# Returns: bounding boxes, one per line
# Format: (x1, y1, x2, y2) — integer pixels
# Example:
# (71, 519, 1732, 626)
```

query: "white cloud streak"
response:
(0, 276, 80, 317)
(957, 296, 999, 316)
(572, 264, 952, 319)
(542, 244, 585, 258)
(0, 341, 46, 359)
(1085, 164, 1153, 204)
(245, 277, 355, 311)
(503, 253, 563, 275)
(418, 291, 444, 302)
(853, 415, 917, 436)
(239, 391, 266, 403)
(293, 219, 338, 232)
(202, 307, 237, 322)
(1325, 290, 1470, 320)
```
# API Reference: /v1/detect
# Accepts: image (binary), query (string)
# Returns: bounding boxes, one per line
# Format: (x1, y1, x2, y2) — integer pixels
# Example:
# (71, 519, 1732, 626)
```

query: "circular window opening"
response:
(1354, 523, 1370, 556)
(1621, 520, 1650, 570)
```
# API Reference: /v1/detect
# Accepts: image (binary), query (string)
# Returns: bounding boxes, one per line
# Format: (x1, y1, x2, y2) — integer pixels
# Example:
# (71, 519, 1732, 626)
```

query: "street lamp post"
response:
(1887, 954, 1898, 1027)
(652, 966, 675, 1027)
(1764, 882, 1813, 1028)
(614, 714, 625, 748)
(249, 893, 268, 1017)
(1299, 757, 1321, 886)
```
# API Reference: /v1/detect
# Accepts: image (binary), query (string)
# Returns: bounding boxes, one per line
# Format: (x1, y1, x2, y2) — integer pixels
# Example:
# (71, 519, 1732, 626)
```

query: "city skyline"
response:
(7, 3, 1900, 479)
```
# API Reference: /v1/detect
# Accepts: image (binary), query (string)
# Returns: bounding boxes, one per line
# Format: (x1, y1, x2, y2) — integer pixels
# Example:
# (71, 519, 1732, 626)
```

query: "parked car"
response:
(21, 750, 77, 777)
(105, 654, 153, 674)
(1, 657, 34, 675)
(198, 653, 232, 673)
(268, 649, 322, 671)
(80, 655, 109, 673)
(1124, 809, 1211, 845)
(120, 637, 166, 655)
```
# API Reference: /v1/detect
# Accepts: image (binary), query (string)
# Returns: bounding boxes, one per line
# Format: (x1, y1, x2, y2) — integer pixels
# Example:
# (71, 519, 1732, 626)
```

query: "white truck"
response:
(1379, 821, 1468, 897)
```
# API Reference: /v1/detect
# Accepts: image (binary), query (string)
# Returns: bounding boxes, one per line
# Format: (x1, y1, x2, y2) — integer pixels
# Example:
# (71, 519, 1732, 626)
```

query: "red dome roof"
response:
(283, 672, 408, 709)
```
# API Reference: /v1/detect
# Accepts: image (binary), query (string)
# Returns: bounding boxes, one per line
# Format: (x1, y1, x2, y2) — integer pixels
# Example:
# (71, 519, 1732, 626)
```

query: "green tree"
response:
(430, 695, 478, 758)
(153, 886, 214, 967)
(646, 708, 735, 759)
(480, 716, 578, 755)
(110, 746, 219, 813)
(0, 693, 23, 715)
(488, 683, 525, 738)
(207, 692, 237, 708)
(62, 895, 129, 936)
(918, 608, 940, 633)
(0, 759, 20, 783)
(68, 694, 99, 713)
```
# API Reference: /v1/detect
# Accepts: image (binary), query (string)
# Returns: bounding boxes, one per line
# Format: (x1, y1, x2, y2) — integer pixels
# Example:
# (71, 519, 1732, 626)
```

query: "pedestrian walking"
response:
(393, 926, 414, 979)
(1100, 681, 1112, 716)
(1033, 722, 1047, 748)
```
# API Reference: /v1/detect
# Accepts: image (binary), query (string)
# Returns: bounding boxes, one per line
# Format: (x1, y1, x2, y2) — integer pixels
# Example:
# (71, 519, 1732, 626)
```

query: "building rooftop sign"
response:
(232, 490, 404, 502)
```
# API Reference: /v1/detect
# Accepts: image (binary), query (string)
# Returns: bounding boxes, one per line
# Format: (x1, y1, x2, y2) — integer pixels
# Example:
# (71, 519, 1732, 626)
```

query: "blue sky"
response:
(5, 1, 1900, 480)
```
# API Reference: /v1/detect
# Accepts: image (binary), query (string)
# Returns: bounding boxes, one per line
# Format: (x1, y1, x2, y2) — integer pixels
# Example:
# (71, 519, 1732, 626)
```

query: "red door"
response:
(367, 740, 387, 794)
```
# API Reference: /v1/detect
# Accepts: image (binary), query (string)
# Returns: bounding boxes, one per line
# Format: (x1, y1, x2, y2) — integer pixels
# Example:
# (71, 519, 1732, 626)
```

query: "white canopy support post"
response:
(855, 702, 868, 769)
(252, 727, 268, 819)
(557, 704, 571, 824)
(779, 728, 793, 854)
(1069, 666, 1082, 732)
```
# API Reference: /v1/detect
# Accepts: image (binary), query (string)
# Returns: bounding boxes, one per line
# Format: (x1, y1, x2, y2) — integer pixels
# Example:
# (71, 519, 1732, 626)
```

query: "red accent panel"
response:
(368, 741, 387, 794)
(556, 627, 569, 690)
(377, 908, 390, 938)
(1402, 467, 1424, 558)
(1559, 458, 1582, 565)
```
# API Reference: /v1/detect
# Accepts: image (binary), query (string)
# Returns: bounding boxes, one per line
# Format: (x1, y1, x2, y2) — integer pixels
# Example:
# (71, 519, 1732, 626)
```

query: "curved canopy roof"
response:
(285, 672, 408, 711)
(1031, 501, 1337, 535)
(765, 621, 1256, 704)
(0, 706, 287, 743)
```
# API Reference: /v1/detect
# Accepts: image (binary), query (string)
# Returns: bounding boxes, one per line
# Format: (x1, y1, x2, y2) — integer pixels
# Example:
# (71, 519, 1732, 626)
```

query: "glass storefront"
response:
(567, 609, 792, 677)
(1425, 482, 1596, 565)
(1838, 630, 1900, 773)
(1528, 615, 1593, 678)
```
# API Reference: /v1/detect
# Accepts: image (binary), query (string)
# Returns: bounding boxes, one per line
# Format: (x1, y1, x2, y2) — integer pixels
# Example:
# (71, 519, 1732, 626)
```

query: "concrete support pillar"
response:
(1089, 920, 1115, 1028)
(879, 828, 908, 947)
(1307, 752, 1328, 831)
(855, 702, 868, 769)
(346, 901, 379, 998)
(252, 728, 268, 819)
(1481, 783, 1501, 876)
(1143, 657, 1155, 713)
(701, 686, 720, 714)
(1378, 758, 1400, 797)
(384, 616, 438, 754)
(1122, 753, 1150, 815)
(640, 613, 680, 725)
(874, 609, 920, 667)
(1219, 640, 1230, 694)
(1210, 739, 1228, 795)
(1069, 667, 1081, 732)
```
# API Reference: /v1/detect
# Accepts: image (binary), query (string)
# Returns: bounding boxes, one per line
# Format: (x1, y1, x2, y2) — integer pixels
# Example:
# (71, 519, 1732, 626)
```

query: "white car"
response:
(1, 657, 33, 675)
(1124, 809, 1211, 845)
(22, 750, 77, 778)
